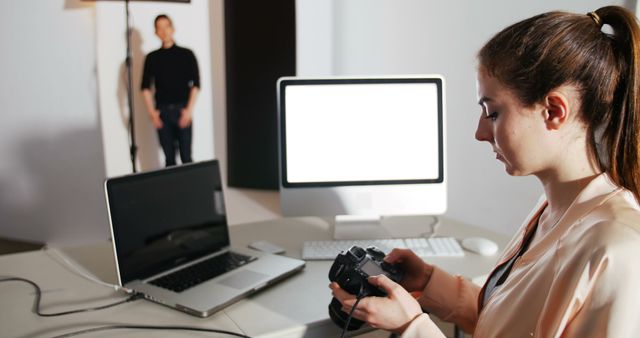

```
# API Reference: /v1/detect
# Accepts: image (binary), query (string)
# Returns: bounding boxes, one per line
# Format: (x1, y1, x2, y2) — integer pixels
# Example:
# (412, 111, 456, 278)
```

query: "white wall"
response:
(0, 0, 109, 244)
(296, 0, 632, 235)
(96, 0, 215, 177)
(2, 1, 636, 245)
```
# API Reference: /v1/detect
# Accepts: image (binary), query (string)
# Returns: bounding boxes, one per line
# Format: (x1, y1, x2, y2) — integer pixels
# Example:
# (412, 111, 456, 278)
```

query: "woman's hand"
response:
(385, 248, 434, 292)
(330, 275, 424, 334)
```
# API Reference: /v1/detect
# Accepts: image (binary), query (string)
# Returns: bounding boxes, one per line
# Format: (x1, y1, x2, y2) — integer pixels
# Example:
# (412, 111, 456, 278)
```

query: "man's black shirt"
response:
(141, 44, 200, 104)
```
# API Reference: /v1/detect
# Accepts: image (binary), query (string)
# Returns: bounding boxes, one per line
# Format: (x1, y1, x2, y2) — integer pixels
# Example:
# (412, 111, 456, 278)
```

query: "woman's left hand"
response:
(329, 275, 424, 334)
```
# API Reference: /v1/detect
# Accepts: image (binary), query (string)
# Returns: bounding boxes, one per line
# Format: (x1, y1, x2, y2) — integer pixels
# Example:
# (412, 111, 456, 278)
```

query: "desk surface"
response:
(0, 217, 509, 338)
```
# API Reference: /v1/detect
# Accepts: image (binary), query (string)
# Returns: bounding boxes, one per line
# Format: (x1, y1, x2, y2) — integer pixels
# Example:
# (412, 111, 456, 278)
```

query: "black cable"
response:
(0, 277, 141, 317)
(340, 295, 364, 338)
(49, 325, 252, 338)
(2, 276, 252, 338)
(340, 284, 367, 338)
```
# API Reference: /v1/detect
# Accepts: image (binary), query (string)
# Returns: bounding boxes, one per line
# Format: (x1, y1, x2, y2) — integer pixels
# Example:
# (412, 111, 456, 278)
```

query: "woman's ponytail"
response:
(597, 6, 640, 201)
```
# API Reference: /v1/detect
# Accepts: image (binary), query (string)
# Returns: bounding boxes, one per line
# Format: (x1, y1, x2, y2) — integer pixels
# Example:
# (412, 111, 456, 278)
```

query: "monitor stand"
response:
(332, 214, 440, 240)
(333, 215, 389, 240)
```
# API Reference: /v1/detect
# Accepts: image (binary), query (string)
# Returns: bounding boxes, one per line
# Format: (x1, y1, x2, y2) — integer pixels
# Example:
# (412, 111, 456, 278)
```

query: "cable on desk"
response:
(0, 276, 142, 317)
(44, 247, 132, 293)
(2, 277, 253, 338)
(49, 325, 252, 338)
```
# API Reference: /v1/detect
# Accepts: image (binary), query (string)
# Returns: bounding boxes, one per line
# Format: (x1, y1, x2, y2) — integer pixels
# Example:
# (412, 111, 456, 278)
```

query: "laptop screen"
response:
(106, 160, 229, 284)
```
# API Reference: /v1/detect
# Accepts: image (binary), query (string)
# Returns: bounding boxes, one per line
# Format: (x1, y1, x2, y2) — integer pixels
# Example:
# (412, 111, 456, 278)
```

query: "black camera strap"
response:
(482, 217, 539, 306)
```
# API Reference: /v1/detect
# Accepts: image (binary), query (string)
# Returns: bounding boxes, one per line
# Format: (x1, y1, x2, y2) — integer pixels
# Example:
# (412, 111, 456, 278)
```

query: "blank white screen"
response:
(284, 82, 440, 183)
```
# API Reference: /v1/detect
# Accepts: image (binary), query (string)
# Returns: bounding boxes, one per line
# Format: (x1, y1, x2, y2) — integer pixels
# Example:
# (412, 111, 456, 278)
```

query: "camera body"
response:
(328, 245, 403, 330)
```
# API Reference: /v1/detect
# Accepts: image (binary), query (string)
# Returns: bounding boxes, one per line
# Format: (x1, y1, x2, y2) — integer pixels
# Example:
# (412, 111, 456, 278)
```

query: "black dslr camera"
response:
(328, 246, 403, 331)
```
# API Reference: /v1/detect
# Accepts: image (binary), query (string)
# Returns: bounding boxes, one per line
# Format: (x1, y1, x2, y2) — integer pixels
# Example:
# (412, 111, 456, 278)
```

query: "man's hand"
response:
(150, 110, 163, 129)
(179, 108, 192, 128)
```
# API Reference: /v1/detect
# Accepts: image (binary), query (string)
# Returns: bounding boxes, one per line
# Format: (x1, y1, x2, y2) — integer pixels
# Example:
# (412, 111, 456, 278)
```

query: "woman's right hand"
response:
(385, 248, 434, 293)
(331, 275, 424, 334)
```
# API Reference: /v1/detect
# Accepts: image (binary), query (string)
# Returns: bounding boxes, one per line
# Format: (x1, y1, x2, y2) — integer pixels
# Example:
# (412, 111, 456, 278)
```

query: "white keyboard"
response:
(302, 237, 464, 260)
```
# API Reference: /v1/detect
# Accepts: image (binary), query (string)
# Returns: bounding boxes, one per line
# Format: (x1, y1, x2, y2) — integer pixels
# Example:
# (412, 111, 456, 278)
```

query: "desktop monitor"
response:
(277, 76, 446, 239)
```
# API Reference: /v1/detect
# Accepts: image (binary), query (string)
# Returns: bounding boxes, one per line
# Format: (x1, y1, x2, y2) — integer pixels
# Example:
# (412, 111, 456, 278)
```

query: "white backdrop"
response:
(96, 0, 215, 177)
(0, 0, 109, 244)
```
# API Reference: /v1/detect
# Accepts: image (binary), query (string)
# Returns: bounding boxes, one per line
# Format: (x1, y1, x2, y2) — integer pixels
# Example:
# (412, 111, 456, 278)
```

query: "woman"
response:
(330, 6, 640, 337)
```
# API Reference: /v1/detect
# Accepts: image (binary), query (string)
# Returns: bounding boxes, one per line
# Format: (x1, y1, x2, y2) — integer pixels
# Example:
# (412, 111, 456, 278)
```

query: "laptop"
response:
(104, 160, 305, 317)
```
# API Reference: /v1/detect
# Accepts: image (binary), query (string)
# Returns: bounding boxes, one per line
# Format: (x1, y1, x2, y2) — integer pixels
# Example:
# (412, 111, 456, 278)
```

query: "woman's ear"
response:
(543, 88, 572, 130)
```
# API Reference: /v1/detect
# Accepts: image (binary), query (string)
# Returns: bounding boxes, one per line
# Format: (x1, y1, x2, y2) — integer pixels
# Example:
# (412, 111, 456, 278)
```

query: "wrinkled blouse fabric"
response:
(402, 173, 640, 337)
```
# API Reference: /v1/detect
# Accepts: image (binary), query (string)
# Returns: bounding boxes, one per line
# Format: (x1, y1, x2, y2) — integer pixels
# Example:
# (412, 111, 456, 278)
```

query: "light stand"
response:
(124, 0, 138, 173)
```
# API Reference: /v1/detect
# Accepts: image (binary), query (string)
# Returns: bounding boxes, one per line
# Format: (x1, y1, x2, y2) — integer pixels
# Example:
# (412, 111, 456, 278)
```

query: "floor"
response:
(0, 237, 43, 255)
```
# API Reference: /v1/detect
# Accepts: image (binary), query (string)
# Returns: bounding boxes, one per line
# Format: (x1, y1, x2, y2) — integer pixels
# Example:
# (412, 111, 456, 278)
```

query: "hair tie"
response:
(587, 11, 602, 27)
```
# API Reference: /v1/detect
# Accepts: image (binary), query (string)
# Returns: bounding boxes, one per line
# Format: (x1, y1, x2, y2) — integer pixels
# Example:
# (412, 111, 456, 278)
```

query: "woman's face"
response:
(475, 68, 551, 176)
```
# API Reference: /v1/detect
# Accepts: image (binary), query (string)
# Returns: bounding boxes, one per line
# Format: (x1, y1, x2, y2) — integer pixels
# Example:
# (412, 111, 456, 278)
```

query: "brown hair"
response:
(154, 14, 172, 29)
(478, 6, 640, 201)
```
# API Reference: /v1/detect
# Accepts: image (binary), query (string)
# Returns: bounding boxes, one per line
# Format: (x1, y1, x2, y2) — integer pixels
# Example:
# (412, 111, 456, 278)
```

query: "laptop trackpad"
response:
(219, 270, 269, 290)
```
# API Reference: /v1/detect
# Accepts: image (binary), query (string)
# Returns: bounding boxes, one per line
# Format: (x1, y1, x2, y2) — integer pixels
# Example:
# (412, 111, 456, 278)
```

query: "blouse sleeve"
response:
(401, 314, 447, 338)
(416, 266, 481, 334)
(545, 221, 640, 337)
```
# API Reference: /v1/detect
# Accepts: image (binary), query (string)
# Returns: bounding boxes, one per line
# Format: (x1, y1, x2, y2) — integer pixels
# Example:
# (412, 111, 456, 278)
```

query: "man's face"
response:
(155, 17, 174, 44)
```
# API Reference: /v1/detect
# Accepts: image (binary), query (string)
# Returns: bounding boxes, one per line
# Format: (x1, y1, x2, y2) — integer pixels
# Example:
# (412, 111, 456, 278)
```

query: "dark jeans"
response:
(157, 102, 192, 166)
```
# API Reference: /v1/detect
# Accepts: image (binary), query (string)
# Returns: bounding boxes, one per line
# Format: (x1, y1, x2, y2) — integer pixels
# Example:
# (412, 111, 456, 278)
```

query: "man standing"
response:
(141, 14, 200, 166)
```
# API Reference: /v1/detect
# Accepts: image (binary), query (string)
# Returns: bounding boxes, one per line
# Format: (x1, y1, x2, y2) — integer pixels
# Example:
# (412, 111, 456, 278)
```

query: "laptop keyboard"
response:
(149, 251, 256, 293)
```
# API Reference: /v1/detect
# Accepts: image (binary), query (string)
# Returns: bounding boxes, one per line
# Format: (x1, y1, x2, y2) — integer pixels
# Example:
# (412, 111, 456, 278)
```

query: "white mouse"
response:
(461, 237, 498, 256)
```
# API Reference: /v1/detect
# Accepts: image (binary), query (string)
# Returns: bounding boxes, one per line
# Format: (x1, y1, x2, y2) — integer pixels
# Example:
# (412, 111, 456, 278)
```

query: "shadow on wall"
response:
(63, 0, 92, 10)
(117, 28, 163, 172)
(0, 128, 110, 245)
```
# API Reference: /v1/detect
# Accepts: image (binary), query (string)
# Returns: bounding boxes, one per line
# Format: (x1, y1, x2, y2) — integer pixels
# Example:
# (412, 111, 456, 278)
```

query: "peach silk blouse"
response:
(402, 173, 640, 337)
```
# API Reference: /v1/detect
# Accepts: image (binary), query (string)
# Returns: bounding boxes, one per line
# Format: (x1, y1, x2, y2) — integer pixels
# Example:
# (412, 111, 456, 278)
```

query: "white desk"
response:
(0, 217, 508, 338)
